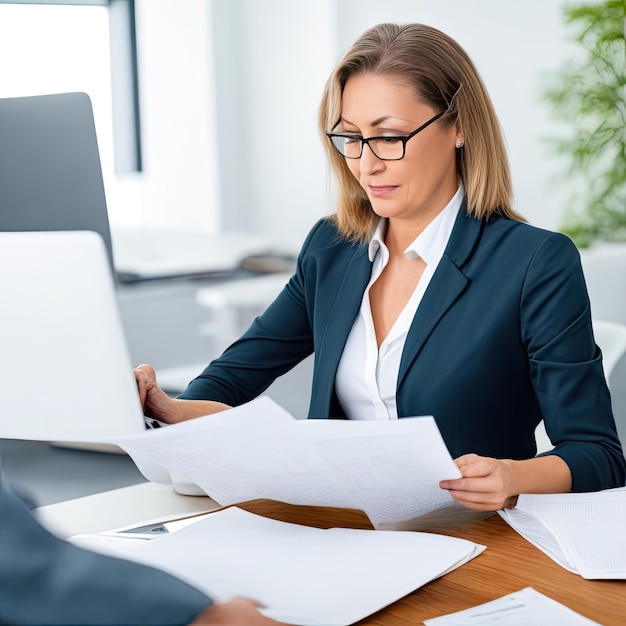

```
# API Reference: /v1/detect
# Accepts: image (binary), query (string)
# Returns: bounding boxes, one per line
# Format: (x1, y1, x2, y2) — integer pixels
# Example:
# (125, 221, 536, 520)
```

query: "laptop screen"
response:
(0, 230, 144, 442)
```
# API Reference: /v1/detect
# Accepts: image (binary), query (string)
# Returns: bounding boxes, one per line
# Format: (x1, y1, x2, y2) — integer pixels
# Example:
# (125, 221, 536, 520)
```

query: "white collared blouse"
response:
(335, 184, 464, 420)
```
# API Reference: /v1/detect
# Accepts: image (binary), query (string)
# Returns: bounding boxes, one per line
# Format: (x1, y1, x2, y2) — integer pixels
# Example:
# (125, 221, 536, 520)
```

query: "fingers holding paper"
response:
(439, 453, 519, 511)
(191, 598, 291, 625)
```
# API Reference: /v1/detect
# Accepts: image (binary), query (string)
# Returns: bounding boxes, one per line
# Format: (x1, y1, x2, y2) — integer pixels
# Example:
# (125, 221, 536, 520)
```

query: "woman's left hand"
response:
(439, 453, 518, 511)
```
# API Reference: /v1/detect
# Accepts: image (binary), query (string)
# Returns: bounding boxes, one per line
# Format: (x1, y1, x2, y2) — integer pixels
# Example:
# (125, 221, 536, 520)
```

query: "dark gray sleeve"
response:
(0, 475, 212, 625)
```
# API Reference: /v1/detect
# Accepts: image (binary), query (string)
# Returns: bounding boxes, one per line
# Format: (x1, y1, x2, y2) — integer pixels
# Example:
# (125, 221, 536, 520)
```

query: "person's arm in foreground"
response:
(0, 475, 288, 625)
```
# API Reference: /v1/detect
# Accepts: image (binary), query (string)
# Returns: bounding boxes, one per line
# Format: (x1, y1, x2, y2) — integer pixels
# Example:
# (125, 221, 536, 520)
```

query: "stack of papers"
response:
(499, 488, 626, 579)
(71, 507, 485, 626)
(113, 397, 486, 529)
(424, 587, 601, 625)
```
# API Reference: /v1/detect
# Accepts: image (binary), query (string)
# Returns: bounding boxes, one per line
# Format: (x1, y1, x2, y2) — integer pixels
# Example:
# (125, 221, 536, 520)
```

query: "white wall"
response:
(211, 0, 337, 249)
(208, 0, 575, 252)
(107, 0, 221, 232)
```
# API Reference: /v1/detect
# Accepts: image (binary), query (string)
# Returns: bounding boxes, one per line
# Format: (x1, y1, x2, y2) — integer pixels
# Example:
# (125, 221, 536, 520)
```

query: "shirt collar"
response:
(368, 183, 464, 264)
(368, 221, 387, 261)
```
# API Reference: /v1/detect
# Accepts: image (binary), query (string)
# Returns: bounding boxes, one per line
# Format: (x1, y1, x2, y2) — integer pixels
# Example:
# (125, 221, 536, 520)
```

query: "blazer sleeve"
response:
(521, 232, 626, 491)
(0, 476, 211, 625)
(178, 220, 326, 406)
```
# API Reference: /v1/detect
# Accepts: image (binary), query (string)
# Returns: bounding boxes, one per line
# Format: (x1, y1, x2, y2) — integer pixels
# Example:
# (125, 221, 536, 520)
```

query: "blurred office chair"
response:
(579, 245, 626, 326)
(535, 318, 626, 454)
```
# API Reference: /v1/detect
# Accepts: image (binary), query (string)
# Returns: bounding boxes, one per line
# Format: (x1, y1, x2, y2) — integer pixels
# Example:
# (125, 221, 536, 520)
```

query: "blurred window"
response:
(0, 0, 141, 173)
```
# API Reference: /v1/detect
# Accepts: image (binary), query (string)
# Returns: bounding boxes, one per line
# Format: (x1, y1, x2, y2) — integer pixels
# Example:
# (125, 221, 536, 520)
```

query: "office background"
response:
(0, 0, 624, 482)
(0, 0, 588, 239)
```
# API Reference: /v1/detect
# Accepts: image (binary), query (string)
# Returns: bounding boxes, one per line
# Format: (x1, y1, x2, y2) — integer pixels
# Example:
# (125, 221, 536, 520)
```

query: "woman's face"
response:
(339, 72, 461, 230)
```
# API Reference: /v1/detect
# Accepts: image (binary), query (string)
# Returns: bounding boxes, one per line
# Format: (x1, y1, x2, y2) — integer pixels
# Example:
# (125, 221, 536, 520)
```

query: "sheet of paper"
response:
(116, 397, 342, 503)
(499, 487, 626, 579)
(71, 507, 485, 626)
(424, 587, 601, 625)
(113, 397, 468, 528)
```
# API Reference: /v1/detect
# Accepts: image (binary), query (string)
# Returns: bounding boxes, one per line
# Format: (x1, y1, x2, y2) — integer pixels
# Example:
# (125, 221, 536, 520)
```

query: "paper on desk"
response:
(113, 396, 469, 529)
(71, 506, 485, 626)
(499, 487, 626, 579)
(423, 586, 601, 625)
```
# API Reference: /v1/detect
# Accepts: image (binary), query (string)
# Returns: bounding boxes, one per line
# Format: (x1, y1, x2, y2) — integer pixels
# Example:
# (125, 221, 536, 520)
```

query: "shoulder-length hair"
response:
(319, 23, 524, 242)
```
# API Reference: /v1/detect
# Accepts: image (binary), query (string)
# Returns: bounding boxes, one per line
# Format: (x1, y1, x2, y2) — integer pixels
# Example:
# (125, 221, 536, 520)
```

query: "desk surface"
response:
(359, 515, 625, 625)
(37, 484, 625, 625)
(0, 439, 145, 506)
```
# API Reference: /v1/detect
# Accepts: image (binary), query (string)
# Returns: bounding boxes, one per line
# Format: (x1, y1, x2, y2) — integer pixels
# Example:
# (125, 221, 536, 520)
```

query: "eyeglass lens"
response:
(330, 135, 405, 160)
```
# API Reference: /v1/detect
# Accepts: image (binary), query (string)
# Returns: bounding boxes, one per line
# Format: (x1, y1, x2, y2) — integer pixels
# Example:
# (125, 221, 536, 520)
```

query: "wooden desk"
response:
(233, 499, 625, 625)
(39, 490, 625, 625)
(358, 515, 625, 625)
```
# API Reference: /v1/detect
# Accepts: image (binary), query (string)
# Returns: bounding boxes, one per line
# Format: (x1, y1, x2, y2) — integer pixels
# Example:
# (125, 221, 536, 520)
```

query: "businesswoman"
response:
(136, 23, 626, 511)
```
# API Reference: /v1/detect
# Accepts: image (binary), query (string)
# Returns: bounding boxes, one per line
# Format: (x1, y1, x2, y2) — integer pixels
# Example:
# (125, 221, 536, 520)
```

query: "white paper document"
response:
(423, 587, 601, 625)
(499, 487, 626, 579)
(71, 507, 485, 626)
(112, 397, 473, 529)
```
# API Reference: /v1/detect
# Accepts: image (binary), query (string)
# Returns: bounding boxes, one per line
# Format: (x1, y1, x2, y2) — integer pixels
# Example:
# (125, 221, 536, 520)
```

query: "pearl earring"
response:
(456, 140, 464, 149)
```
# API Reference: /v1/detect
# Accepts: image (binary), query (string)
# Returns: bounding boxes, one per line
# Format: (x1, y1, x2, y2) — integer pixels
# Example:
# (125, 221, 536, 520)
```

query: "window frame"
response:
(0, 0, 142, 172)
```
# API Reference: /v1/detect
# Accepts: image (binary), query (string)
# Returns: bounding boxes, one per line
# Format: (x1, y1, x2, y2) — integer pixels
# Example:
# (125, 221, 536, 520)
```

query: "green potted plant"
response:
(543, 0, 625, 249)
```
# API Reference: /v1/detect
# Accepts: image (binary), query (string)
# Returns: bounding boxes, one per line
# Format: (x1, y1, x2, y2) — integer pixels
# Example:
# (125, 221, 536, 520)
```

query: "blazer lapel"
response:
(314, 245, 371, 414)
(397, 207, 484, 388)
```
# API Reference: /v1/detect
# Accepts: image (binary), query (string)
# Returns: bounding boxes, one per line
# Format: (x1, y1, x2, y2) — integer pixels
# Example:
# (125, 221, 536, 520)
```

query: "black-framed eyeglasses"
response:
(326, 109, 446, 161)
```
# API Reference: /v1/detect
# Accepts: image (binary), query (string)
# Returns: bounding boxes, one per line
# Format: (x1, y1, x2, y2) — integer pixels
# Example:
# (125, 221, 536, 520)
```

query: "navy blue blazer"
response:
(0, 473, 210, 625)
(182, 205, 626, 492)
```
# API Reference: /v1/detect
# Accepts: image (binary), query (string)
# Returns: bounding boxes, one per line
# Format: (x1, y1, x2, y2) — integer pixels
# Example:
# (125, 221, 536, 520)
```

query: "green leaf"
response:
(542, 0, 626, 247)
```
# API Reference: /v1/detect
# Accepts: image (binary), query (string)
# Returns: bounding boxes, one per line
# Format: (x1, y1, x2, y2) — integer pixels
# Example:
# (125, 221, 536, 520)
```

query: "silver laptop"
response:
(0, 231, 203, 488)
(0, 230, 173, 484)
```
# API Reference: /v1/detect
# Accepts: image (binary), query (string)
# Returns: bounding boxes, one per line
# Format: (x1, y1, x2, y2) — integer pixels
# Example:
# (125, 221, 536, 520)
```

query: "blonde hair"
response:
(319, 23, 523, 242)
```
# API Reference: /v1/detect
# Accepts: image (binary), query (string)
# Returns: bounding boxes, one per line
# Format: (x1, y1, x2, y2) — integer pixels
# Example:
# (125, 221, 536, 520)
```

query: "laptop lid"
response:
(0, 92, 115, 275)
(0, 230, 144, 442)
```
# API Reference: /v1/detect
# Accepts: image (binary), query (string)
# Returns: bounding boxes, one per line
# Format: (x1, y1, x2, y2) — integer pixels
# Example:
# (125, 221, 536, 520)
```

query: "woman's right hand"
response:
(134, 363, 183, 423)
(134, 363, 232, 424)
